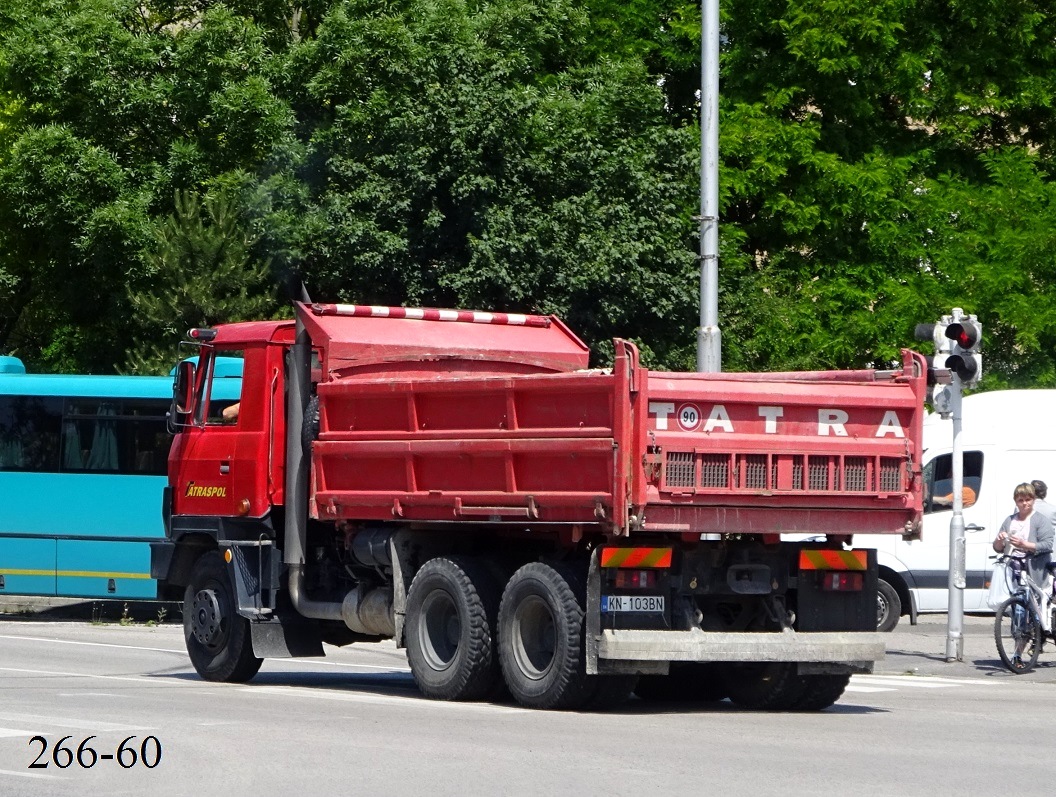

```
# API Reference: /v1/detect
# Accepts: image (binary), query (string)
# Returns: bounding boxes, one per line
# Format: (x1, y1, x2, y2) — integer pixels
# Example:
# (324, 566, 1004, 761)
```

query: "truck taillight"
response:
(820, 572, 864, 592)
(614, 570, 658, 589)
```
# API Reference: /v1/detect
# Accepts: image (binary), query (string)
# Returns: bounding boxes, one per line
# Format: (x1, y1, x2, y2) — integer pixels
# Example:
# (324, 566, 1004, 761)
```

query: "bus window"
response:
(64, 399, 170, 475)
(0, 396, 61, 471)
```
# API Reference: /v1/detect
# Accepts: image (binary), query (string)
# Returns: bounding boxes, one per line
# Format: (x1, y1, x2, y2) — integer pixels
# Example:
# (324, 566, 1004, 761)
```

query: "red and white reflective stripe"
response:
(311, 304, 551, 328)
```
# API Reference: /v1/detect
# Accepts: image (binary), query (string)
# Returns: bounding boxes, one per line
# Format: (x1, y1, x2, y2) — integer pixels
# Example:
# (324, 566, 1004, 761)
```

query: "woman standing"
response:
(993, 482, 1054, 585)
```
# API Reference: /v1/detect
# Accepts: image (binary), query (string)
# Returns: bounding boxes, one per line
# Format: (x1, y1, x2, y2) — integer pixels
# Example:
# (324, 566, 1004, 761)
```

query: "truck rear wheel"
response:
(405, 557, 501, 701)
(635, 663, 727, 703)
(184, 551, 263, 683)
(498, 562, 590, 710)
(791, 674, 851, 711)
(722, 662, 805, 710)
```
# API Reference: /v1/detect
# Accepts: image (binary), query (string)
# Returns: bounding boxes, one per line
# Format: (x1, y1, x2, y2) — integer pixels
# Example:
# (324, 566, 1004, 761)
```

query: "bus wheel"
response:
(184, 551, 262, 683)
(498, 562, 589, 710)
(404, 557, 502, 701)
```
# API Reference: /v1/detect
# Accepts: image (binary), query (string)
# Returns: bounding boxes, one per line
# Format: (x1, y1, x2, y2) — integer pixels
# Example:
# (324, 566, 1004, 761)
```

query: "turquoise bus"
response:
(0, 355, 241, 600)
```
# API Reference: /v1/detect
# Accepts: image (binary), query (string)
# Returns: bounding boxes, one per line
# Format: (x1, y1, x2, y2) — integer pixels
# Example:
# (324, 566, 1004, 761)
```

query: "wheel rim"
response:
(997, 600, 1040, 671)
(418, 589, 460, 671)
(191, 587, 226, 649)
(876, 592, 888, 627)
(511, 595, 557, 681)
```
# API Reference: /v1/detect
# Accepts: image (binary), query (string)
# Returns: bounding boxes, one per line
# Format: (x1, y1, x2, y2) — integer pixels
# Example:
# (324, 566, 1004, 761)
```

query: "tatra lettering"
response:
(817, 409, 849, 436)
(875, 410, 905, 438)
(650, 402, 898, 438)
(703, 404, 734, 433)
(649, 401, 675, 430)
(758, 406, 783, 434)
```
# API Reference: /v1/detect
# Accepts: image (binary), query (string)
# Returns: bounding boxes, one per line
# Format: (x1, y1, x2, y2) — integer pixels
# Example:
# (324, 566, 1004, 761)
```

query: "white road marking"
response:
(852, 676, 960, 689)
(0, 767, 62, 780)
(245, 684, 527, 714)
(0, 727, 34, 738)
(0, 634, 183, 654)
(845, 686, 895, 693)
(0, 712, 149, 733)
(0, 633, 411, 671)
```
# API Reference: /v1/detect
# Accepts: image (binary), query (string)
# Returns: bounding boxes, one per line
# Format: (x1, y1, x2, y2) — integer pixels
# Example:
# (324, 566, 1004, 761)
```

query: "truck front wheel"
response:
(183, 551, 262, 683)
(498, 562, 589, 710)
(405, 557, 501, 701)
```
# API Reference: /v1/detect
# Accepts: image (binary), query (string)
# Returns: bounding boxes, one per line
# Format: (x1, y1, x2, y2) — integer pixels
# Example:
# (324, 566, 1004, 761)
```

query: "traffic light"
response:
(914, 321, 952, 387)
(944, 316, 982, 387)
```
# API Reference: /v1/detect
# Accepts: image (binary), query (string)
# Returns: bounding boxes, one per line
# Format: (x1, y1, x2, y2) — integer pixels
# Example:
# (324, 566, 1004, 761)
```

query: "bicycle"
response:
(993, 553, 1056, 673)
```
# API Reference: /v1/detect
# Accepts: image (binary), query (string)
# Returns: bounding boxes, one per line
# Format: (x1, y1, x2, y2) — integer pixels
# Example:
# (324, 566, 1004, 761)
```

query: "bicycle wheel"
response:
(994, 596, 1042, 673)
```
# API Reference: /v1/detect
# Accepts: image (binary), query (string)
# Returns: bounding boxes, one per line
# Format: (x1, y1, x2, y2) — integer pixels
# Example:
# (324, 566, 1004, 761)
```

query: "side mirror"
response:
(172, 360, 196, 420)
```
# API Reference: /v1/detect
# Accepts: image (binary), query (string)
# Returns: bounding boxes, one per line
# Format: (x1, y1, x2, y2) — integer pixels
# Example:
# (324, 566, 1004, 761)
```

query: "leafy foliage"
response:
(0, 0, 1054, 388)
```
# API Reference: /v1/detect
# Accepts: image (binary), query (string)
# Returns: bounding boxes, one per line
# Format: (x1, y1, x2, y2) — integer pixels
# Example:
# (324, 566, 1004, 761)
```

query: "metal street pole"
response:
(945, 309, 967, 661)
(697, 0, 721, 373)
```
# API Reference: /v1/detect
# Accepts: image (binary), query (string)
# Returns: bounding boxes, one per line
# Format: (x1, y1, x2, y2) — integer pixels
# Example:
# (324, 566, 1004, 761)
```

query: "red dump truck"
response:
(152, 301, 926, 710)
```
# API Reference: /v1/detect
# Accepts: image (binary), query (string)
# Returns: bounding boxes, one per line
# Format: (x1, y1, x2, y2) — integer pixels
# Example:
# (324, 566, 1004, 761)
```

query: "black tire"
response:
(498, 562, 590, 710)
(877, 578, 902, 632)
(405, 557, 502, 701)
(584, 675, 640, 710)
(722, 662, 805, 711)
(994, 596, 1042, 674)
(635, 663, 728, 703)
(790, 674, 851, 711)
(183, 551, 263, 683)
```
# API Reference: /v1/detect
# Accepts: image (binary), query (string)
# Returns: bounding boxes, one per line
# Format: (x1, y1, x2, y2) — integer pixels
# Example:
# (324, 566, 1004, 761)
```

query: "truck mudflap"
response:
(587, 628, 883, 675)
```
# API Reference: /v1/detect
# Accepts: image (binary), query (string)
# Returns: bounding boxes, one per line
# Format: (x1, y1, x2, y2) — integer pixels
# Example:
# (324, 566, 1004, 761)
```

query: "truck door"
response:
(172, 351, 245, 518)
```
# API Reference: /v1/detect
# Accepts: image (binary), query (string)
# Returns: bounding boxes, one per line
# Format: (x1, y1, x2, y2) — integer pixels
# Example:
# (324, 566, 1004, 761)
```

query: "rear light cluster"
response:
(613, 569, 658, 589)
(820, 572, 864, 592)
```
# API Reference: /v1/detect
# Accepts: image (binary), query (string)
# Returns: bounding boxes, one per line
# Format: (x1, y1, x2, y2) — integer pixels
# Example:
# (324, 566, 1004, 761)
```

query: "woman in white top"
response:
(993, 482, 1054, 587)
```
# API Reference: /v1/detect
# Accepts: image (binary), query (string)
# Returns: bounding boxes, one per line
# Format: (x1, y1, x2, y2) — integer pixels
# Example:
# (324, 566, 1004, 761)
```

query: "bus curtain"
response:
(85, 404, 118, 471)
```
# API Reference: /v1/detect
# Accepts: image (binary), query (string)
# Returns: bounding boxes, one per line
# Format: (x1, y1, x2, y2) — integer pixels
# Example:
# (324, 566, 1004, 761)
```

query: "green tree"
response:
(126, 188, 281, 374)
(0, 0, 294, 372)
(264, 0, 700, 365)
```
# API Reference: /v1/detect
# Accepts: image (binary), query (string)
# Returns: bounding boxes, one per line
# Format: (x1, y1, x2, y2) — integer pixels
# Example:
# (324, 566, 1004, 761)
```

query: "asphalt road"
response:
(0, 612, 1053, 797)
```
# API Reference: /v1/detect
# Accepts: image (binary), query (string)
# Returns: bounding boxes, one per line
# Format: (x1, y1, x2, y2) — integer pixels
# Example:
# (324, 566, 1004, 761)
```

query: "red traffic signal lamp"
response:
(943, 317, 982, 386)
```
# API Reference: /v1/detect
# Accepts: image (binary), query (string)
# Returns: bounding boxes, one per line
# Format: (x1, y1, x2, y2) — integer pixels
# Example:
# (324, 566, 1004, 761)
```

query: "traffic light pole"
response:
(945, 372, 967, 661)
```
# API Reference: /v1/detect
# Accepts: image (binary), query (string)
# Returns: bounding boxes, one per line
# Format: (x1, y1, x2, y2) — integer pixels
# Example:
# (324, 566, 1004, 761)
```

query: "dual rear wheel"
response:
(405, 559, 636, 710)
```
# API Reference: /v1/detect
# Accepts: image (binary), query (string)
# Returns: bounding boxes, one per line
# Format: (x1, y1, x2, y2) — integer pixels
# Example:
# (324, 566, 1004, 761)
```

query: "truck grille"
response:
(663, 451, 906, 494)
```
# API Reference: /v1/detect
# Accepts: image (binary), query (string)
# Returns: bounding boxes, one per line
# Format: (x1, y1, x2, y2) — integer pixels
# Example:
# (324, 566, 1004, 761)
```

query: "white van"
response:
(859, 389, 1056, 630)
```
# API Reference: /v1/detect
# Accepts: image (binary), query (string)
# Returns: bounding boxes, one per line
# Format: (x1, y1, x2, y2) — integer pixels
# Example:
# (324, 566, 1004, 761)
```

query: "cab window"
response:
(198, 351, 245, 426)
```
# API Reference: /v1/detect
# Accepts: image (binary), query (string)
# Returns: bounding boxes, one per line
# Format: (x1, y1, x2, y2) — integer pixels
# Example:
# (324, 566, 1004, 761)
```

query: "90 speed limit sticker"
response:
(676, 404, 701, 432)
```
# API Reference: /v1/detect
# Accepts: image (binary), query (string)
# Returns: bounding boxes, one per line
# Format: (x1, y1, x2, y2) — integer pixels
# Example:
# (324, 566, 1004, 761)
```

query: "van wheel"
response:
(184, 551, 263, 682)
(877, 578, 902, 632)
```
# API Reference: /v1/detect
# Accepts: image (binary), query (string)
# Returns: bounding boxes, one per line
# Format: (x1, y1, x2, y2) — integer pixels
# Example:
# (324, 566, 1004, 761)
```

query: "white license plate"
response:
(601, 595, 665, 613)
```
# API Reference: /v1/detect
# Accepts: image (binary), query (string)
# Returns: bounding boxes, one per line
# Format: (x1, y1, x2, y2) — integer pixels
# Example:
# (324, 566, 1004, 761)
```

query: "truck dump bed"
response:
(303, 303, 926, 537)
